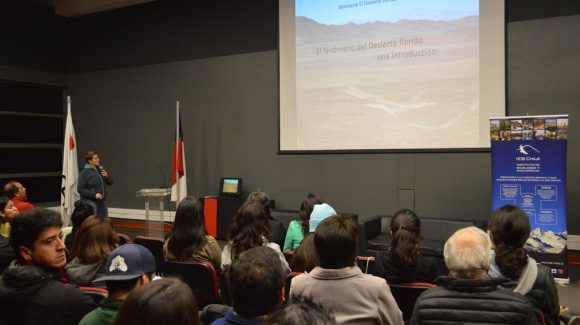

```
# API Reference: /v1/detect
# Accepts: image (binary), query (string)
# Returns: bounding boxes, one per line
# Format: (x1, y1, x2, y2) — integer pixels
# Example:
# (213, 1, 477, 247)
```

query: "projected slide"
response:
(280, 0, 505, 151)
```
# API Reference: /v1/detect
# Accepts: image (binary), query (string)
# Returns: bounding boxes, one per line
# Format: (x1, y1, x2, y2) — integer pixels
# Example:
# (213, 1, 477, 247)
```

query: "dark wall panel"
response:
(0, 148, 62, 174)
(507, 15, 580, 234)
(68, 52, 400, 219)
(67, 0, 278, 73)
(0, 82, 63, 114)
(507, 0, 580, 22)
(0, 176, 61, 203)
(0, 1, 67, 73)
(0, 115, 63, 143)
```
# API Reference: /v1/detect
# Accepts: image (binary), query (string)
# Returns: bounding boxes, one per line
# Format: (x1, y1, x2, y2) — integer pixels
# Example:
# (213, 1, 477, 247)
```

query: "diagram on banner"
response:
(497, 183, 566, 254)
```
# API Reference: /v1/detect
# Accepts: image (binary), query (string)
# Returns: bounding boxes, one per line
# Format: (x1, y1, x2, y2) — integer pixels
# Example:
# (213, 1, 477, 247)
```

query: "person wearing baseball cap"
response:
(79, 243, 156, 325)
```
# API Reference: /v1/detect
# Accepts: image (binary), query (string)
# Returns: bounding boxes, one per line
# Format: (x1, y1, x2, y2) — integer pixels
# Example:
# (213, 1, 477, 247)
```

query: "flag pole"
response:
(61, 95, 79, 226)
(175, 100, 180, 202)
(61, 96, 71, 219)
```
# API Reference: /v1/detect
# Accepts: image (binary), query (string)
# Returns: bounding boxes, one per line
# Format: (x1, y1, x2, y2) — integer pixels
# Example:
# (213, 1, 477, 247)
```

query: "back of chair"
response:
(163, 260, 220, 309)
(134, 236, 165, 274)
(356, 256, 376, 274)
(388, 282, 435, 323)
(116, 232, 132, 245)
(79, 286, 109, 304)
(284, 271, 303, 302)
(283, 250, 294, 265)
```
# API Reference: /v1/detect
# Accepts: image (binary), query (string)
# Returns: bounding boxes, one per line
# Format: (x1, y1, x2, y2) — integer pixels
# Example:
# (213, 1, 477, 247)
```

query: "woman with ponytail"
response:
(487, 205, 559, 325)
(376, 209, 447, 283)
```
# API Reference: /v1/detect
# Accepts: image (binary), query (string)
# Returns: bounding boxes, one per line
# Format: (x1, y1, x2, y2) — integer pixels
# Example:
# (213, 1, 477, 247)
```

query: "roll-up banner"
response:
(490, 115, 568, 282)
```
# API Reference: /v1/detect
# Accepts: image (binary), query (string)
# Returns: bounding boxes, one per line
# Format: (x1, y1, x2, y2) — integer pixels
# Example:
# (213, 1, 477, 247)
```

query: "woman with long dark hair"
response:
(66, 214, 119, 287)
(487, 205, 559, 325)
(221, 202, 289, 271)
(65, 200, 95, 250)
(0, 196, 19, 238)
(246, 191, 286, 247)
(164, 196, 221, 271)
(376, 209, 447, 283)
(283, 193, 322, 251)
(0, 196, 16, 273)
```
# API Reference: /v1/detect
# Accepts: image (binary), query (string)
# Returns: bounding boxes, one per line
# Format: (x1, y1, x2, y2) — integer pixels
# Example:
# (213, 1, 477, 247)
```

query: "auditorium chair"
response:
(163, 260, 220, 309)
(283, 250, 294, 265)
(559, 306, 579, 325)
(356, 256, 375, 274)
(357, 215, 481, 257)
(79, 286, 109, 304)
(388, 282, 436, 324)
(116, 232, 132, 245)
(134, 236, 165, 275)
(272, 209, 359, 230)
(284, 271, 304, 302)
(218, 269, 231, 306)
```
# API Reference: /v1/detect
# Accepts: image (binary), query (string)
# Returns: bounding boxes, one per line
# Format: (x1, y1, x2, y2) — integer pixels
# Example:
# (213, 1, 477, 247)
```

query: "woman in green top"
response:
(283, 193, 322, 250)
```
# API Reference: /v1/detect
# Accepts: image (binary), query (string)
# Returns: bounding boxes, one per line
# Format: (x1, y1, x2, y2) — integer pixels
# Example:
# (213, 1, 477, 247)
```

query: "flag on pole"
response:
(171, 101, 187, 203)
(61, 97, 80, 226)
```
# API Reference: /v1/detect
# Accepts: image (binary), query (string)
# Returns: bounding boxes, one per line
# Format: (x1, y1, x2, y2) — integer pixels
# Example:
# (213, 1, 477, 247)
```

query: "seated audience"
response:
(65, 200, 95, 250)
(0, 196, 19, 238)
(3, 181, 34, 212)
(212, 246, 285, 325)
(114, 277, 199, 325)
(221, 202, 289, 271)
(283, 193, 322, 251)
(487, 205, 559, 325)
(290, 216, 403, 325)
(308, 203, 337, 233)
(0, 235, 14, 274)
(410, 227, 540, 325)
(80, 243, 156, 325)
(164, 196, 221, 271)
(290, 234, 318, 272)
(263, 298, 336, 325)
(376, 209, 448, 283)
(0, 208, 95, 324)
(246, 191, 286, 248)
(66, 214, 119, 287)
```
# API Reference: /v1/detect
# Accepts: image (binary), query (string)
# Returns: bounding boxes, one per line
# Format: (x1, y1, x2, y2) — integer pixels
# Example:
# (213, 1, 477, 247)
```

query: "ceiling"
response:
(33, 0, 156, 17)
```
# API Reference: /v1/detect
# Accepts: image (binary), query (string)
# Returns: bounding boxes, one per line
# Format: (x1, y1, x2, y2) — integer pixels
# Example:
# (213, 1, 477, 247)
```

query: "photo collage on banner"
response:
(490, 115, 569, 280)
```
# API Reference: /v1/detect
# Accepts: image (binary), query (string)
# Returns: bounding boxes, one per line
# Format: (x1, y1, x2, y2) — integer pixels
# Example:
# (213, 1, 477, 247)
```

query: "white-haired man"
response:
(410, 227, 540, 325)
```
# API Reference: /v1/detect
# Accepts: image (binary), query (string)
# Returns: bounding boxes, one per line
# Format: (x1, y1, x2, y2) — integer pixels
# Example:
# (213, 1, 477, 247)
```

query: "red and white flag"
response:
(61, 96, 80, 226)
(171, 102, 187, 203)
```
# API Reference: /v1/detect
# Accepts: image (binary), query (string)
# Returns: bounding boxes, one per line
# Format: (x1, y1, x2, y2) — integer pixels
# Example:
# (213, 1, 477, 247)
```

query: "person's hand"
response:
(100, 170, 108, 178)
(95, 193, 103, 200)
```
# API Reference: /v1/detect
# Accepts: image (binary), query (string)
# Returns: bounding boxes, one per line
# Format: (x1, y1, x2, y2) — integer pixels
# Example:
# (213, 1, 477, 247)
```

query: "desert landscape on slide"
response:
(295, 16, 479, 149)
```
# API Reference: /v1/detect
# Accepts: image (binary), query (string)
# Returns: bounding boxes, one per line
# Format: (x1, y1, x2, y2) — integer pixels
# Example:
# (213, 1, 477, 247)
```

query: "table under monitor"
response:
(201, 197, 244, 240)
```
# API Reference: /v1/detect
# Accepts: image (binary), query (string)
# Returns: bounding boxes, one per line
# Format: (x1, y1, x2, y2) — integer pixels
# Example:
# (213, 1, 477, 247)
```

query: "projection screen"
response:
(279, 0, 505, 151)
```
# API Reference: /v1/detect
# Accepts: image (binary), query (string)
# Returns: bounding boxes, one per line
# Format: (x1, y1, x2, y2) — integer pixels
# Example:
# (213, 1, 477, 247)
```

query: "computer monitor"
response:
(219, 177, 242, 198)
